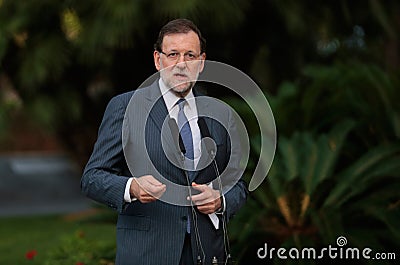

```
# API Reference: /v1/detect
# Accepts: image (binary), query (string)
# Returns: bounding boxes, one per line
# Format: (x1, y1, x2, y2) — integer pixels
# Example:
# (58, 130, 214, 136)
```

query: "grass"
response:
(0, 212, 116, 264)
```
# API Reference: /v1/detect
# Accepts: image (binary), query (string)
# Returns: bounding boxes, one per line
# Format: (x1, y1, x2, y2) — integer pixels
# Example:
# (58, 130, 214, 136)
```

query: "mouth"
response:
(173, 73, 189, 80)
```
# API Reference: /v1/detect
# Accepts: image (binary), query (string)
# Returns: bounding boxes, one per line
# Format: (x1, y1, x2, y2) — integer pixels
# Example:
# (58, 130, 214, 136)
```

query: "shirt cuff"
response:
(124, 177, 137, 203)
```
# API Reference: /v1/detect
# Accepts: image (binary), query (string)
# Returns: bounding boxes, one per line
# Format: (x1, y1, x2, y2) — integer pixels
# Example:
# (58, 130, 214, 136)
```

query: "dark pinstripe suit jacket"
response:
(81, 80, 248, 265)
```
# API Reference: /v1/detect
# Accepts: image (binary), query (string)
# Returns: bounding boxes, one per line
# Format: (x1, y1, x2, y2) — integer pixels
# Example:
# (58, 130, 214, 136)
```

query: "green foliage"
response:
(227, 59, 400, 263)
(230, 123, 400, 263)
(271, 62, 400, 143)
(0, 0, 252, 158)
(0, 215, 115, 264)
(44, 230, 115, 265)
(1, 0, 399, 155)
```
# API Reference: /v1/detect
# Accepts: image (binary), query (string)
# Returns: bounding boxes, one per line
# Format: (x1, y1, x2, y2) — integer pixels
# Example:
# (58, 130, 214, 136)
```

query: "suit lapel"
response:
(145, 82, 168, 132)
(144, 81, 184, 167)
(191, 94, 214, 182)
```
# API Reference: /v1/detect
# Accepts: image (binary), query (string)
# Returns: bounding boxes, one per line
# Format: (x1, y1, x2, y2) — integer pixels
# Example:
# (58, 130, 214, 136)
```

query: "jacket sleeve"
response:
(81, 93, 132, 213)
(222, 107, 249, 221)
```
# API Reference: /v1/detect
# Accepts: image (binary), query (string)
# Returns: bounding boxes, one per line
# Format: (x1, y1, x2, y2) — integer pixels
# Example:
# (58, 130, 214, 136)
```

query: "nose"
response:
(175, 56, 187, 69)
(177, 53, 187, 64)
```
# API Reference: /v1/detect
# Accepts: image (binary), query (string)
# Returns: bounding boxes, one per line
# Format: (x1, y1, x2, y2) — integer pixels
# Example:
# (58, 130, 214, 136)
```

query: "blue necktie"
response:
(177, 98, 194, 177)
(177, 98, 194, 233)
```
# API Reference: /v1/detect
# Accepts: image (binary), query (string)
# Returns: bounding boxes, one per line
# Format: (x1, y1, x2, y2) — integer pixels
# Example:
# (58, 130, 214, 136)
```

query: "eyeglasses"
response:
(158, 50, 201, 61)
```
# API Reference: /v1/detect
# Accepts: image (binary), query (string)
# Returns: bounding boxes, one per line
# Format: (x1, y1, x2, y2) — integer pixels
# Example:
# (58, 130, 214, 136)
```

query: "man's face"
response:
(154, 31, 205, 96)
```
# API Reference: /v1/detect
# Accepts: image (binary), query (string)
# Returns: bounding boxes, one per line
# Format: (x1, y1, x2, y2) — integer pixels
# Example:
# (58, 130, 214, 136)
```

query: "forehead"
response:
(162, 31, 201, 52)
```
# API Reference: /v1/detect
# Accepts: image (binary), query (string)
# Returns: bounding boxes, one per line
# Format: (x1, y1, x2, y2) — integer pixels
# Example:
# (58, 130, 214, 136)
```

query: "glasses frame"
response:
(158, 50, 202, 62)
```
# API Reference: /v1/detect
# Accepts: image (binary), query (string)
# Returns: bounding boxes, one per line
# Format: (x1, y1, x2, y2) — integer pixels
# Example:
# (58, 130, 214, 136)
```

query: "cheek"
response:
(159, 65, 174, 79)
(188, 62, 203, 73)
(160, 60, 176, 72)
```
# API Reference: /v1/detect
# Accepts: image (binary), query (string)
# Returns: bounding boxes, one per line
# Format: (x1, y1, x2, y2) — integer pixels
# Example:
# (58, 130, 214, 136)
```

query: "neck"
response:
(171, 82, 194, 98)
(172, 89, 190, 98)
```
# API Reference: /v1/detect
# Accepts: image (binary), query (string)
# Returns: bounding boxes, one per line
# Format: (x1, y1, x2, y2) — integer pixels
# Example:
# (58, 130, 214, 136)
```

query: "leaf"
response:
(279, 135, 299, 182)
(311, 207, 345, 243)
(324, 143, 400, 207)
(304, 120, 354, 194)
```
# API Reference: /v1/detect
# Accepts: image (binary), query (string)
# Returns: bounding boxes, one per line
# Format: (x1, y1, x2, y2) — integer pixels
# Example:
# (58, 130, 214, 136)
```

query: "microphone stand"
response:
(168, 119, 205, 264)
(197, 118, 233, 265)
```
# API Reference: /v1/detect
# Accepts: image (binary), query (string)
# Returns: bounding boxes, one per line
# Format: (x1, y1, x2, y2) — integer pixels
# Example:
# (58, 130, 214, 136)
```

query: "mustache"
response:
(172, 70, 188, 76)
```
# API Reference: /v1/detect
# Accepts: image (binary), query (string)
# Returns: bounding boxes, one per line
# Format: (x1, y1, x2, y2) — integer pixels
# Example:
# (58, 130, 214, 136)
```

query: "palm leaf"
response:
(324, 143, 400, 207)
(302, 120, 354, 195)
(279, 135, 300, 182)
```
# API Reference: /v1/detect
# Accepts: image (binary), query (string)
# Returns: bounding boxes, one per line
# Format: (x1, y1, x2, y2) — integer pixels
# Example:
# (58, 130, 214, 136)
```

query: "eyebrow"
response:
(165, 49, 197, 53)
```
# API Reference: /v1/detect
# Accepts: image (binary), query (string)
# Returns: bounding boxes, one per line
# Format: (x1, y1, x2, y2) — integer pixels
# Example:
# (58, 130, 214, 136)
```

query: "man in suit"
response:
(81, 18, 248, 265)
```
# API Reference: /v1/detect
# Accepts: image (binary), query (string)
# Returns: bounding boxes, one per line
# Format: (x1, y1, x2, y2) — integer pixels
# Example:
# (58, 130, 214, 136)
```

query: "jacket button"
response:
(181, 216, 188, 221)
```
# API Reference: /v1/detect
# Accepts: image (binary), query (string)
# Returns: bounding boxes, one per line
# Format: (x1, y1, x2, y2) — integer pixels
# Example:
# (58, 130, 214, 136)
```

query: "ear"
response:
(198, 53, 206, 73)
(153, 50, 161, 71)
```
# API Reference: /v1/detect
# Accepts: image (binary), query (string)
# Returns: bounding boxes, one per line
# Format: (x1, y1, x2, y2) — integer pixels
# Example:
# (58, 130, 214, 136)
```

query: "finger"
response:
(141, 184, 166, 200)
(141, 181, 166, 194)
(140, 192, 159, 202)
(191, 182, 207, 192)
(196, 203, 214, 214)
(145, 182, 165, 191)
(140, 197, 157, 203)
(190, 185, 209, 203)
(138, 195, 152, 203)
(191, 195, 215, 206)
(189, 191, 207, 204)
(152, 187, 166, 199)
(147, 184, 166, 195)
(139, 190, 153, 199)
(136, 176, 163, 189)
(145, 175, 164, 186)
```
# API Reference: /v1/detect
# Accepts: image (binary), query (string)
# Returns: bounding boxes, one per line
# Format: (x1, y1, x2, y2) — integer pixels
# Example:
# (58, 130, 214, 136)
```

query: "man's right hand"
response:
(130, 175, 166, 203)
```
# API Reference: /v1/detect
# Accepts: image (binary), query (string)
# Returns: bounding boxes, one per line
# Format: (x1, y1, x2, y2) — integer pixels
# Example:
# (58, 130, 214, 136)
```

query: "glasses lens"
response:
(161, 51, 199, 61)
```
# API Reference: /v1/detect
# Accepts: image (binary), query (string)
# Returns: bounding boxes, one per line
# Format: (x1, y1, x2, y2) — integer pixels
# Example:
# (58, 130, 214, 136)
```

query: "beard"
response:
(159, 62, 200, 96)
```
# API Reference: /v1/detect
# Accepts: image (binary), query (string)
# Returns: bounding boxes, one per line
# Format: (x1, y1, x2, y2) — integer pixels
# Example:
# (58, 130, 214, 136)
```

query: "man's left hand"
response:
(189, 182, 221, 214)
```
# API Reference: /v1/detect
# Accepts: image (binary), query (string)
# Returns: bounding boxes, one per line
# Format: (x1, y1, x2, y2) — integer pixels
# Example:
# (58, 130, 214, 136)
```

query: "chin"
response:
(171, 82, 192, 94)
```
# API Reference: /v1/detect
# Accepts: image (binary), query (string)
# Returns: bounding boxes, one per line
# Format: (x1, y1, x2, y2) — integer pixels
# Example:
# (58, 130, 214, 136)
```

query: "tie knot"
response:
(177, 98, 186, 110)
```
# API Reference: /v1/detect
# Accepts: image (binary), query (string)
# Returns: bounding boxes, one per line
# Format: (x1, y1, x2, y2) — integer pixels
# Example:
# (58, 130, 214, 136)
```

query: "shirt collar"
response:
(158, 79, 196, 112)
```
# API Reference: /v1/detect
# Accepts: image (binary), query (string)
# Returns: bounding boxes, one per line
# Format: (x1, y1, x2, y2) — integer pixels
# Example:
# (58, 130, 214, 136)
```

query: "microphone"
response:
(197, 117, 216, 157)
(197, 117, 233, 264)
(168, 118, 186, 155)
(197, 117, 210, 137)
